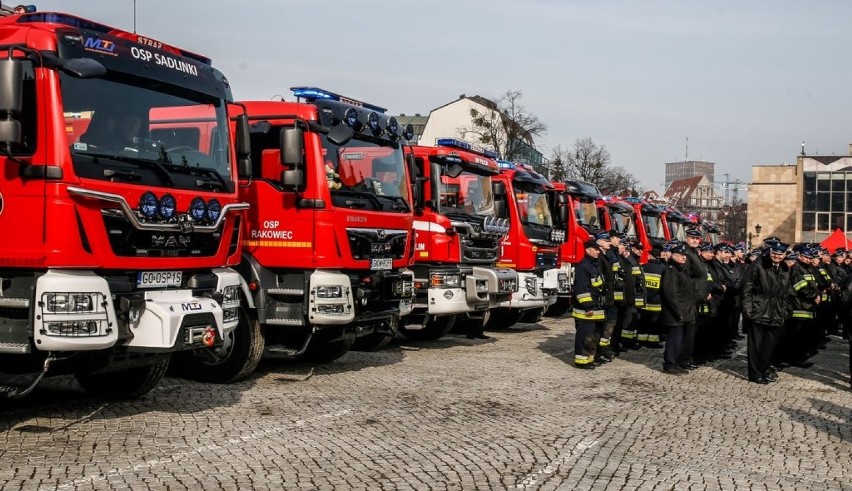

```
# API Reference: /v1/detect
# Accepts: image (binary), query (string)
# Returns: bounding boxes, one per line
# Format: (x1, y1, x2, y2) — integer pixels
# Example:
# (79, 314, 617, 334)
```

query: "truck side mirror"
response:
(280, 127, 304, 167)
(492, 181, 507, 218)
(281, 169, 304, 191)
(556, 192, 569, 225)
(235, 113, 252, 178)
(0, 57, 23, 144)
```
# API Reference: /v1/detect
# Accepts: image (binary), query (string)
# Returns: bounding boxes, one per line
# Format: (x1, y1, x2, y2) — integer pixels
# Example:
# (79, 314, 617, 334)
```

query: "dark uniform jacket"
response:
(597, 248, 617, 307)
(685, 246, 709, 311)
(642, 258, 666, 312)
(571, 255, 606, 322)
(627, 252, 646, 309)
(742, 255, 792, 327)
(660, 262, 698, 327)
(789, 261, 820, 319)
(708, 259, 737, 315)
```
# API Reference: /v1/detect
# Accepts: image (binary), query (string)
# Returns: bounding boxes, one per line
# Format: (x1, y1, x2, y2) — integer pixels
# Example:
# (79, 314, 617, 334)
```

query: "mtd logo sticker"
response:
(83, 36, 117, 57)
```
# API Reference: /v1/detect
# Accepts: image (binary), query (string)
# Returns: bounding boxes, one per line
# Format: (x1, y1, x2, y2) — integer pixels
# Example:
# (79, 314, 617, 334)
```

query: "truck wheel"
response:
(301, 336, 355, 363)
(399, 314, 457, 341)
(486, 308, 523, 329)
(352, 332, 395, 351)
(544, 298, 571, 317)
(171, 305, 265, 384)
(75, 355, 169, 400)
(519, 307, 545, 324)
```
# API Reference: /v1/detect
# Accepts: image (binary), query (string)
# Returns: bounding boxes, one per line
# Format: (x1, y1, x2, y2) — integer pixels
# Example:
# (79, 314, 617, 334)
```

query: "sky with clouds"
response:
(31, 0, 852, 191)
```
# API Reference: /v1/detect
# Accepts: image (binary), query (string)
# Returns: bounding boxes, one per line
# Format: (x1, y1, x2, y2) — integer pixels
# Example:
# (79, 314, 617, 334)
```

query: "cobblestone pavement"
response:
(1, 317, 850, 490)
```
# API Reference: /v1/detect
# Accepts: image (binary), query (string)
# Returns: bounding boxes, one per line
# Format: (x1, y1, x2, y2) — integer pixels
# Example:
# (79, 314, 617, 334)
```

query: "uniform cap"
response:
(698, 243, 714, 252)
(594, 231, 611, 241)
(584, 238, 602, 250)
(769, 242, 790, 254)
(685, 228, 702, 238)
(670, 244, 688, 255)
(800, 247, 817, 259)
(763, 235, 781, 246)
(734, 243, 746, 252)
(832, 248, 847, 257)
(786, 252, 799, 261)
(608, 229, 624, 239)
(714, 243, 734, 253)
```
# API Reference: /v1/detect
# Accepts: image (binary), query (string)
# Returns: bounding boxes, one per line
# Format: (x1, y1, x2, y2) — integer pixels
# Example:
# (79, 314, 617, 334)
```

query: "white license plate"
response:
(137, 271, 183, 288)
(370, 258, 392, 271)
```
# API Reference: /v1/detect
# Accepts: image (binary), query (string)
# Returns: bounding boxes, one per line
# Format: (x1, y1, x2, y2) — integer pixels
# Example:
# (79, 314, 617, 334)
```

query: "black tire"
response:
(544, 297, 571, 317)
(519, 307, 545, 324)
(486, 308, 523, 329)
(399, 314, 457, 341)
(461, 310, 491, 336)
(352, 331, 395, 351)
(301, 336, 355, 363)
(75, 355, 169, 400)
(171, 305, 265, 384)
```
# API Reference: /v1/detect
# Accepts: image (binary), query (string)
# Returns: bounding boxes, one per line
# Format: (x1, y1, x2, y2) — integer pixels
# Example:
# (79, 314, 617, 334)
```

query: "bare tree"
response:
(560, 137, 641, 195)
(459, 90, 547, 162)
(547, 145, 567, 182)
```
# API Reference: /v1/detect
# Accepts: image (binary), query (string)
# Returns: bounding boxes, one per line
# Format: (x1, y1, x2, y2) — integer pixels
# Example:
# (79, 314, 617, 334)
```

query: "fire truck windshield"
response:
(437, 171, 494, 217)
(515, 187, 553, 227)
(62, 72, 233, 192)
(610, 209, 635, 236)
(644, 213, 666, 239)
(668, 220, 686, 241)
(323, 135, 410, 213)
(574, 200, 600, 230)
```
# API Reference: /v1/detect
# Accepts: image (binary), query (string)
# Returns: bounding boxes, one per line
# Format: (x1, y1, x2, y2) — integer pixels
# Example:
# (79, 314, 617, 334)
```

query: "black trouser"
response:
(748, 321, 780, 380)
(600, 305, 619, 351)
(638, 310, 662, 345)
(680, 321, 698, 366)
(663, 324, 684, 370)
(574, 320, 602, 366)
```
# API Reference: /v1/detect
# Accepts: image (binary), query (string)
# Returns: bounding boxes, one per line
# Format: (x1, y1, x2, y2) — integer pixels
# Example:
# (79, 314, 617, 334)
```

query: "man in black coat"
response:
(682, 228, 710, 369)
(571, 239, 608, 369)
(742, 242, 793, 384)
(661, 244, 701, 374)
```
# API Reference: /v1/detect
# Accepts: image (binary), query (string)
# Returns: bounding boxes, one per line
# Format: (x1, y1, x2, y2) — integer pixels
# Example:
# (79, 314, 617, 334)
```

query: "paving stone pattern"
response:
(1, 317, 850, 490)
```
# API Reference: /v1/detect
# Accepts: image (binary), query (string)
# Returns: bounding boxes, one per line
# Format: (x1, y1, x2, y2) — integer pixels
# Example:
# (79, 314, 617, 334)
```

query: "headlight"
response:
(138, 191, 158, 219)
(525, 277, 537, 295)
(317, 304, 347, 315)
(499, 279, 517, 292)
(207, 198, 222, 222)
(189, 197, 207, 222)
(158, 194, 177, 220)
(45, 292, 95, 313)
(316, 285, 344, 298)
(367, 112, 381, 135)
(45, 320, 105, 337)
(345, 108, 360, 129)
(386, 117, 399, 137)
(222, 285, 240, 303)
(431, 273, 461, 288)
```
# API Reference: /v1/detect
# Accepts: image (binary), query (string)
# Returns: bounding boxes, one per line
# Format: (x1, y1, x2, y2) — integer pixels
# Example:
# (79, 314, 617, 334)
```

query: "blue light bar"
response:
(497, 160, 516, 169)
(290, 86, 387, 113)
(435, 138, 499, 159)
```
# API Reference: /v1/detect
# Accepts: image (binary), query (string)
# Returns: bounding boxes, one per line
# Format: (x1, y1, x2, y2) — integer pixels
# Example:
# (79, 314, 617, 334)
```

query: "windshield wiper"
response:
(375, 195, 410, 212)
(78, 152, 175, 187)
(332, 189, 383, 210)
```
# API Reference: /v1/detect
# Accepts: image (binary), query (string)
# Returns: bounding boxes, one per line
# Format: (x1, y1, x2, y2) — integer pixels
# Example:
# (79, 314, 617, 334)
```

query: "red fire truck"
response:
(403, 139, 517, 339)
(490, 161, 566, 327)
(545, 180, 602, 316)
(208, 87, 415, 371)
(0, 8, 249, 398)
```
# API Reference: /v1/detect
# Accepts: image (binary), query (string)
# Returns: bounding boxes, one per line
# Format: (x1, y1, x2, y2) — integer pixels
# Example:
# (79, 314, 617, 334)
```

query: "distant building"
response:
(393, 94, 545, 174)
(797, 146, 852, 243)
(665, 160, 715, 190)
(746, 165, 797, 245)
(664, 175, 724, 221)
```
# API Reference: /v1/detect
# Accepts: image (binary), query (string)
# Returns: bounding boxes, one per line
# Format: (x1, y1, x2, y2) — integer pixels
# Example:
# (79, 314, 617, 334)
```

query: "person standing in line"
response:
(638, 246, 666, 348)
(742, 242, 793, 384)
(681, 228, 709, 370)
(827, 248, 848, 337)
(621, 240, 647, 349)
(661, 244, 699, 374)
(784, 247, 821, 368)
(595, 231, 618, 363)
(696, 242, 723, 362)
(571, 239, 608, 369)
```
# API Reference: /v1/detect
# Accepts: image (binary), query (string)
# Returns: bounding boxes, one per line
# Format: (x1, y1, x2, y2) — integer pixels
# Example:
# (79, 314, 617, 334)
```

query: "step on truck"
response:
(490, 161, 567, 328)
(402, 138, 517, 340)
(0, 7, 251, 398)
(213, 87, 415, 365)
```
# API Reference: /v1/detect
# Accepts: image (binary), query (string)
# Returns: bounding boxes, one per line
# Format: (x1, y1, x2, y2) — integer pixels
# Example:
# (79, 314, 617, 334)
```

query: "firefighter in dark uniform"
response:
(571, 239, 607, 369)
(682, 228, 709, 369)
(742, 242, 793, 384)
(661, 244, 700, 374)
(619, 239, 646, 349)
(815, 247, 835, 349)
(596, 231, 619, 362)
(638, 246, 666, 348)
(708, 243, 738, 359)
(827, 248, 848, 336)
(696, 242, 723, 361)
(783, 247, 821, 367)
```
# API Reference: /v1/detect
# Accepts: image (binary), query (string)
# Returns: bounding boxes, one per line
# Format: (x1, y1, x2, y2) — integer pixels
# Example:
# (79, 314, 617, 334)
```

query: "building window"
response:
(803, 213, 815, 233)
(817, 212, 830, 232)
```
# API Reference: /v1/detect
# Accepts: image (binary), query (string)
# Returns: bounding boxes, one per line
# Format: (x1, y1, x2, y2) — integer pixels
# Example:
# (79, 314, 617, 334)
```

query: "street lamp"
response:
(755, 223, 762, 235)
